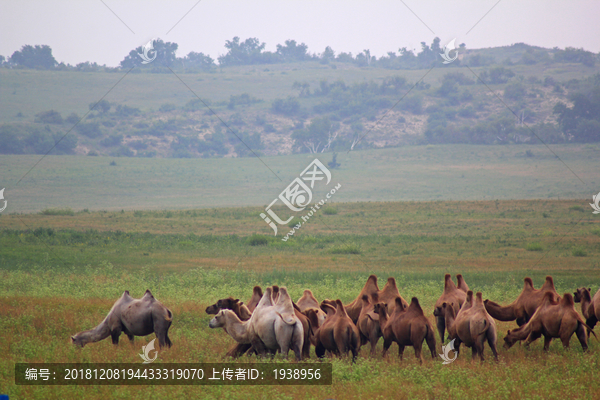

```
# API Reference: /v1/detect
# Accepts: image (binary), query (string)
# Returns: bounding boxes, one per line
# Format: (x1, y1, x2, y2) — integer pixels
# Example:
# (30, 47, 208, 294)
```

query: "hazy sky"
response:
(1, 0, 599, 67)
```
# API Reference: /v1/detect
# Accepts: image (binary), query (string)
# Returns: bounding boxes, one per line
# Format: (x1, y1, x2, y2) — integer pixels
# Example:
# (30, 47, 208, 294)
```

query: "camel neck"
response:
(80, 320, 111, 344)
(225, 314, 249, 342)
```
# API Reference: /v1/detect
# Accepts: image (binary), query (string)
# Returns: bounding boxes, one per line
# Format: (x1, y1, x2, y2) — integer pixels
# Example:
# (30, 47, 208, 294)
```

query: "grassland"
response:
(2, 199, 600, 399)
(2, 142, 600, 213)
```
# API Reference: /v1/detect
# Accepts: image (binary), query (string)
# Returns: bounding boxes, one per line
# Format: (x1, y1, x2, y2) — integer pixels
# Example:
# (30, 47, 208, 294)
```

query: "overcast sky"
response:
(1, 0, 599, 67)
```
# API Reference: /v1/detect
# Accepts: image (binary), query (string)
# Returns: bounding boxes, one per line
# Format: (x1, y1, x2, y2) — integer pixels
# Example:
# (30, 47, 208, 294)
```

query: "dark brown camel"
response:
(433, 274, 468, 342)
(504, 292, 595, 351)
(484, 276, 560, 326)
(314, 300, 360, 362)
(376, 297, 436, 364)
(573, 287, 600, 334)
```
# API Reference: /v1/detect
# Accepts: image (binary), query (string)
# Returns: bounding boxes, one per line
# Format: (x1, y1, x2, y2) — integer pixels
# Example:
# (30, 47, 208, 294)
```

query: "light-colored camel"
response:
(314, 299, 360, 362)
(357, 293, 384, 356)
(209, 287, 304, 360)
(297, 289, 327, 327)
(433, 274, 468, 342)
(503, 292, 595, 351)
(375, 297, 436, 364)
(484, 276, 560, 326)
(345, 275, 408, 323)
(205, 297, 252, 321)
(574, 287, 600, 333)
(71, 289, 172, 348)
(444, 291, 498, 362)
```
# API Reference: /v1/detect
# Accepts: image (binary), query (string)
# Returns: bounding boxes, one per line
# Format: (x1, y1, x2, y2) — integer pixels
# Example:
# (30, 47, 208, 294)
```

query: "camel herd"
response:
(70, 274, 599, 363)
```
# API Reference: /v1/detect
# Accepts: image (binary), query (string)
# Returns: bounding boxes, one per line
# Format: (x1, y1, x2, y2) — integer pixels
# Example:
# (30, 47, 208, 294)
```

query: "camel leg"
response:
(471, 347, 478, 361)
(426, 328, 437, 359)
(454, 339, 462, 358)
(487, 331, 499, 361)
(436, 316, 445, 343)
(251, 338, 269, 358)
(315, 341, 326, 359)
(542, 335, 552, 351)
(475, 337, 485, 362)
(397, 344, 405, 361)
(292, 324, 304, 361)
(334, 335, 349, 359)
(110, 329, 121, 345)
(413, 342, 423, 365)
(127, 334, 134, 344)
(575, 322, 589, 351)
(585, 317, 597, 339)
(524, 330, 543, 349)
(382, 337, 392, 358)
(369, 334, 379, 357)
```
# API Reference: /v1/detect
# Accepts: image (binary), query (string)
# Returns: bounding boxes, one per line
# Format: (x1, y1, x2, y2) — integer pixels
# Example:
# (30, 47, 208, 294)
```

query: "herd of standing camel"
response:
(70, 274, 600, 363)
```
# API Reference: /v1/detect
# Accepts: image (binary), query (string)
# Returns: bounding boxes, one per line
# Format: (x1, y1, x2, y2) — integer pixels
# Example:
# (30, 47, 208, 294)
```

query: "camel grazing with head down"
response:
(345, 275, 409, 324)
(484, 276, 560, 326)
(209, 287, 304, 360)
(71, 290, 173, 348)
(314, 300, 360, 362)
(573, 287, 600, 333)
(357, 294, 384, 356)
(503, 292, 595, 351)
(433, 274, 469, 342)
(444, 291, 498, 362)
(375, 297, 436, 364)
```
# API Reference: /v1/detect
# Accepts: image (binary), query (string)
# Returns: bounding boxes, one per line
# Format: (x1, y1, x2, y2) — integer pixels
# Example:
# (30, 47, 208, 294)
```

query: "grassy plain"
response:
(2, 143, 600, 213)
(2, 199, 600, 399)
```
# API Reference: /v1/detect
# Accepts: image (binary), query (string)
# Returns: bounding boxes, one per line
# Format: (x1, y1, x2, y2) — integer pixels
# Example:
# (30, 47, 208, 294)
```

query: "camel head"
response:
(205, 297, 240, 315)
(208, 309, 229, 329)
(573, 287, 591, 303)
(503, 327, 524, 349)
(70, 333, 87, 348)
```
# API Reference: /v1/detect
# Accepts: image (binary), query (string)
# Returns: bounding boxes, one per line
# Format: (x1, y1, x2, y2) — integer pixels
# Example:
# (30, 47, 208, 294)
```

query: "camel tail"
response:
(583, 321, 598, 341)
(165, 309, 173, 322)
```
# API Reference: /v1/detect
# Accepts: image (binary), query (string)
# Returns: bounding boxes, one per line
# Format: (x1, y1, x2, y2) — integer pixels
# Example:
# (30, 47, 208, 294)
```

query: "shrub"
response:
(248, 234, 269, 246)
(40, 208, 75, 216)
(569, 205, 584, 212)
(572, 247, 587, 257)
(323, 206, 338, 215)
(526, 243, 543, 251)
(330, 244, 361, 254)
(76, 122, 102, 138)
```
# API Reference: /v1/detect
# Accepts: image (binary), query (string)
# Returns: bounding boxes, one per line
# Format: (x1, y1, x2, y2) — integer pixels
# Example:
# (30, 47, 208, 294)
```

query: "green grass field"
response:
(2, 198, 600, 399)
(2, 143, 599, 213)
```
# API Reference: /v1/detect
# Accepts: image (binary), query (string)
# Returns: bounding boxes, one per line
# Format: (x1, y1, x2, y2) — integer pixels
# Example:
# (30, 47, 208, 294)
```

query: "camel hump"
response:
(395, 297, 407, 311)
(363, 275, 380, 292)
(335, 299, 349, 317)
(560, 293, 575, 308)
(386, 277, 397, 288)
(143, 289, 154, 299)
(408, 297, 423, 314)
(368, 274, 378, 284)
(543, 276, 556, 290)
(444, 274, 456, 292)
(253, 286, 263, 296)
(475, 292, 484, 305)
(258, 287, 274, 308)
(523, 277, 534, 290)
(542, 291, 559, 305)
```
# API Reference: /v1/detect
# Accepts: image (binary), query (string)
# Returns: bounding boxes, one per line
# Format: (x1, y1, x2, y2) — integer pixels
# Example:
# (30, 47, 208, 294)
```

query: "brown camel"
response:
(504, 292, 595, 351)
(344, 275, 380, 323)
(484, 276, 560, 326)
(357, 294, 384, 356)
(375, 297, 437, 364)
(246, 286, 263, 312)
(205, 297, 252, 321)
(209, 287, 304, 360)
(433, 274, 468, 342)
(314, 299, 360, 362)
(297, 289, 327, 327)
(574, 287, 600, 333)
(444, 291, 498, 362)
(345, 275, 408, 323)
(71, 289, 172, 348)
(457, 274, 469, 293)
